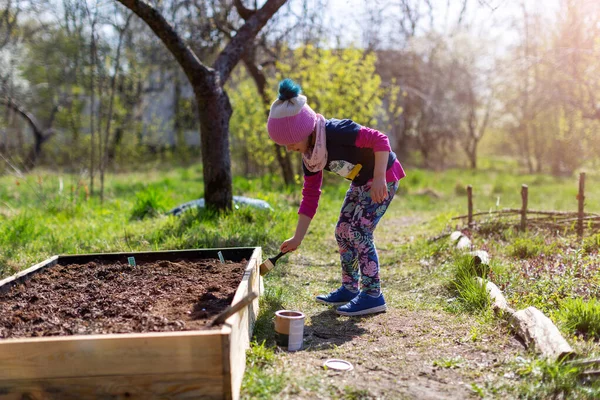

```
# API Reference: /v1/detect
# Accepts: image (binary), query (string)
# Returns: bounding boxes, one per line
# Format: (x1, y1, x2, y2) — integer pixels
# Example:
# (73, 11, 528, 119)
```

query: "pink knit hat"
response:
(267, 79, 317, 146)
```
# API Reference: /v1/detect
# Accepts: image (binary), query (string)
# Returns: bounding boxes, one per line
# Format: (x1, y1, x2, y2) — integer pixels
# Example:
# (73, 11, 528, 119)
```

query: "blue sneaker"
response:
(316, 286, 359, 306)
(336, 292, 387, 316)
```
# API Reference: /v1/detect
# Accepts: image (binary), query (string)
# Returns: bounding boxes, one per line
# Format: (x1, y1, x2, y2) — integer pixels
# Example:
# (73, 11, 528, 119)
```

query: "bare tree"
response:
(1, 97, 57, 169)
(115, 0, 287, 210)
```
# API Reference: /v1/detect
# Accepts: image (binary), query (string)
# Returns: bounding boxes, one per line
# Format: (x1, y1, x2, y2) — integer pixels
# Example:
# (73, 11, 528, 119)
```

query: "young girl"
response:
(267, 79, 405, 316)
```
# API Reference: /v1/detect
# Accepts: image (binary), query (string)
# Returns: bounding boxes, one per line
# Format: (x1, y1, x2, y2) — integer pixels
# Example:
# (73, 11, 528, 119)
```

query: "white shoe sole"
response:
(336, 304, 387, 316)
(315, 298, 352, 306)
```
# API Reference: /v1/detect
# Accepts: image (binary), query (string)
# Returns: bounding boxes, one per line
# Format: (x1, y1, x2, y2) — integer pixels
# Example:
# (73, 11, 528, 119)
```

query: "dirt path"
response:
(269, 213, 526, 399)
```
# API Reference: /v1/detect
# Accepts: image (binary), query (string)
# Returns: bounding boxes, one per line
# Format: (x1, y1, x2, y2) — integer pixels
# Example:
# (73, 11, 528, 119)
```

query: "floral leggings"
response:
(335, 181, 399, 296)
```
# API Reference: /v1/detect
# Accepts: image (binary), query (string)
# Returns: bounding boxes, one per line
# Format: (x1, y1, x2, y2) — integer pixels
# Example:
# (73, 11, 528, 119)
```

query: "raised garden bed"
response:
(0, 247, 262, 400)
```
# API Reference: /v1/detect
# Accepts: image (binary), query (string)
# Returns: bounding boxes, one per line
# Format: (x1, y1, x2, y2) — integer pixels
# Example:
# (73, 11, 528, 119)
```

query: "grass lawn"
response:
(1, 162, 599, 399)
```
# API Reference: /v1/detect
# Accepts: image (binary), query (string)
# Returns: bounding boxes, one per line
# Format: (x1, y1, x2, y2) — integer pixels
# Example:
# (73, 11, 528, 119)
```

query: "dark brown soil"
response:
(0, 259, 247, 338)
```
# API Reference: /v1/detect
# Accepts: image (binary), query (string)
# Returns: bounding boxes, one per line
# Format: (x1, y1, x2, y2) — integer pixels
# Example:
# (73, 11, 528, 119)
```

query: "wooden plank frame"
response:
(0, 247, 262, 400)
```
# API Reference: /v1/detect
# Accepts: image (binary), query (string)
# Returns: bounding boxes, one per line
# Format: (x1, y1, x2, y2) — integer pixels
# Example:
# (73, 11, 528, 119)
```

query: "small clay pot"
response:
(274, 310, 305, 351)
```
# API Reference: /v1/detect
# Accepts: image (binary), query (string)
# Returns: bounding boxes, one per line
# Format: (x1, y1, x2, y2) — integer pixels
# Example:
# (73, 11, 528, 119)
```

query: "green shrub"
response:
(507, 235, 555, 259)
(559, 297, 600, 339)
(130, 186, 168, 220)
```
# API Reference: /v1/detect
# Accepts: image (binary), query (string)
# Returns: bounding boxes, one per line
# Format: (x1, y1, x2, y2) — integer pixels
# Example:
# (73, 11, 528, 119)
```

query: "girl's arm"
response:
(280, 213, 312, 252)
(372, 151, 389, 202)
(356, 126, 392, 203)
(281, 170, 323, 252)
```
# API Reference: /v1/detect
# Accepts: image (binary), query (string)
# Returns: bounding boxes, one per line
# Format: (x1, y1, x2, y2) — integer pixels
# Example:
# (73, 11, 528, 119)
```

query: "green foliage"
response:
(449, 254, 490, 312)
(277, 45, 383, 126)
(583, 233, 600, 254)
(241, 341, 286, 399)
(433, 357, 463, 369)
(559, 297, 600, 339)
(227, 69, 275, 177)
(246, 340, 276, 369)
(253, 286, 286, 344)
(0, 213, 39, 258)
(512, 358, 600, 399)
(148, 206, 291, 255)
(507, 235, 556, 259)
(130, 186, 168, 220)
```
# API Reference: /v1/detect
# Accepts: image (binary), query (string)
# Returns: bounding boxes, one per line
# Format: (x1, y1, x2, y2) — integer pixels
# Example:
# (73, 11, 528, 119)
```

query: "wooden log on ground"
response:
(469, 250, 490, 266)
(475, 277, 515, 315)
(449, 231, 463, 242)
(568, 358, 600, 368)
(450, 230, 472, 250)
(456, 236, 472, 250)
(509, 306, 575, 361)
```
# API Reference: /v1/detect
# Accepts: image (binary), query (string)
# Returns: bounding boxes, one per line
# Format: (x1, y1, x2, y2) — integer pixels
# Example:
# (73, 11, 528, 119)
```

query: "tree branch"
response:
(2, 97, 43, 137)
(213, 0, 287, 84)
(234, 0, 256, 20)
(115, 0, 213, 89)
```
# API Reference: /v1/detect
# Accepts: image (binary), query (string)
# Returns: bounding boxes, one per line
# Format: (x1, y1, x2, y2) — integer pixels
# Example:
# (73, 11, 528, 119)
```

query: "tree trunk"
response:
(196, 81, 233, 210)
(274, 144, 294, 184)
(469, 148, 477, 169)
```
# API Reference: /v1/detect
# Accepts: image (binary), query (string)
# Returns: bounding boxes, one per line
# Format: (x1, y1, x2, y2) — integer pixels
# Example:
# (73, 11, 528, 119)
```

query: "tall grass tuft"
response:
(449, 254, 490, 312)
(252, 286, 286, 344)
(558, 297, 600, 339)
(514, 358, 597, 399)
(130, 186, 168, 220)
(583, 233, 600, 254)
(0, 213, 39, 258)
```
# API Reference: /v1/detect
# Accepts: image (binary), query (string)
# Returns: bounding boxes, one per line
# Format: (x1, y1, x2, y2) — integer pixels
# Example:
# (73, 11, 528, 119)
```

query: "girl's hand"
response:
(281, 237, 302, 253)
(371, 178, 388, 203)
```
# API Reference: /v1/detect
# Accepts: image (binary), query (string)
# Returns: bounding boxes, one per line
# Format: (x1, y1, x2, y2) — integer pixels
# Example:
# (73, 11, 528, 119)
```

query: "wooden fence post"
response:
(521, 184, 528, 232)
(467, 185, 473, 228)
(578, 172, 586, 239)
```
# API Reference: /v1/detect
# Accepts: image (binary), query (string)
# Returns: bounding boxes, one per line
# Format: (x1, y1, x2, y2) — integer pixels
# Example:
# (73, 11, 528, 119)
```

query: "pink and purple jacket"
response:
(299, 118, 405, 219)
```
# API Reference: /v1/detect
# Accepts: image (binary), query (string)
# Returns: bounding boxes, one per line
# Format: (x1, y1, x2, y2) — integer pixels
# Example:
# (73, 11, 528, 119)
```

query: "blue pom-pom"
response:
(278, 78, 302, 101)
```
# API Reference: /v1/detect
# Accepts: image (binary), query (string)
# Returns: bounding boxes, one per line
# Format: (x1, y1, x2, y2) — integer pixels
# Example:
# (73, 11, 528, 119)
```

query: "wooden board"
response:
(0, 372, 224, 400)
(0, 331, 225, 380)
(0, 256, 58, 294)
(224, 247, 261, 400)
(0, 247, 262, 400)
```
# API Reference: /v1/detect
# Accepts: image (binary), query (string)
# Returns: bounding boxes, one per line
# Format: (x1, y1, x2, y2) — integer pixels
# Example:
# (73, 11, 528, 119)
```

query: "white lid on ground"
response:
(323, 359, 354, 371)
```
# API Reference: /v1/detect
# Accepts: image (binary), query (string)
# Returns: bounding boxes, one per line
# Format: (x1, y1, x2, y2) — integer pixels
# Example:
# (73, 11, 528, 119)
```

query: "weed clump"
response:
(507, 235, 556, 259)
(583, 233, 600, 255)
(559, 297, 600, 340)
(449, 254, 490, 312)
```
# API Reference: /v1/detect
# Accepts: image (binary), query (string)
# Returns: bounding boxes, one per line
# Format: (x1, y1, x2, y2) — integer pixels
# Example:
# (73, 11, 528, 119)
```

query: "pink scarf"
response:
(302, 114, 328, 172)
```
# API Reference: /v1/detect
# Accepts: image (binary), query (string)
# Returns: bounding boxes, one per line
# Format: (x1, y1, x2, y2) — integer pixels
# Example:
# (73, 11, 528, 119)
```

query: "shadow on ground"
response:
(303, 308, 382, 351)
